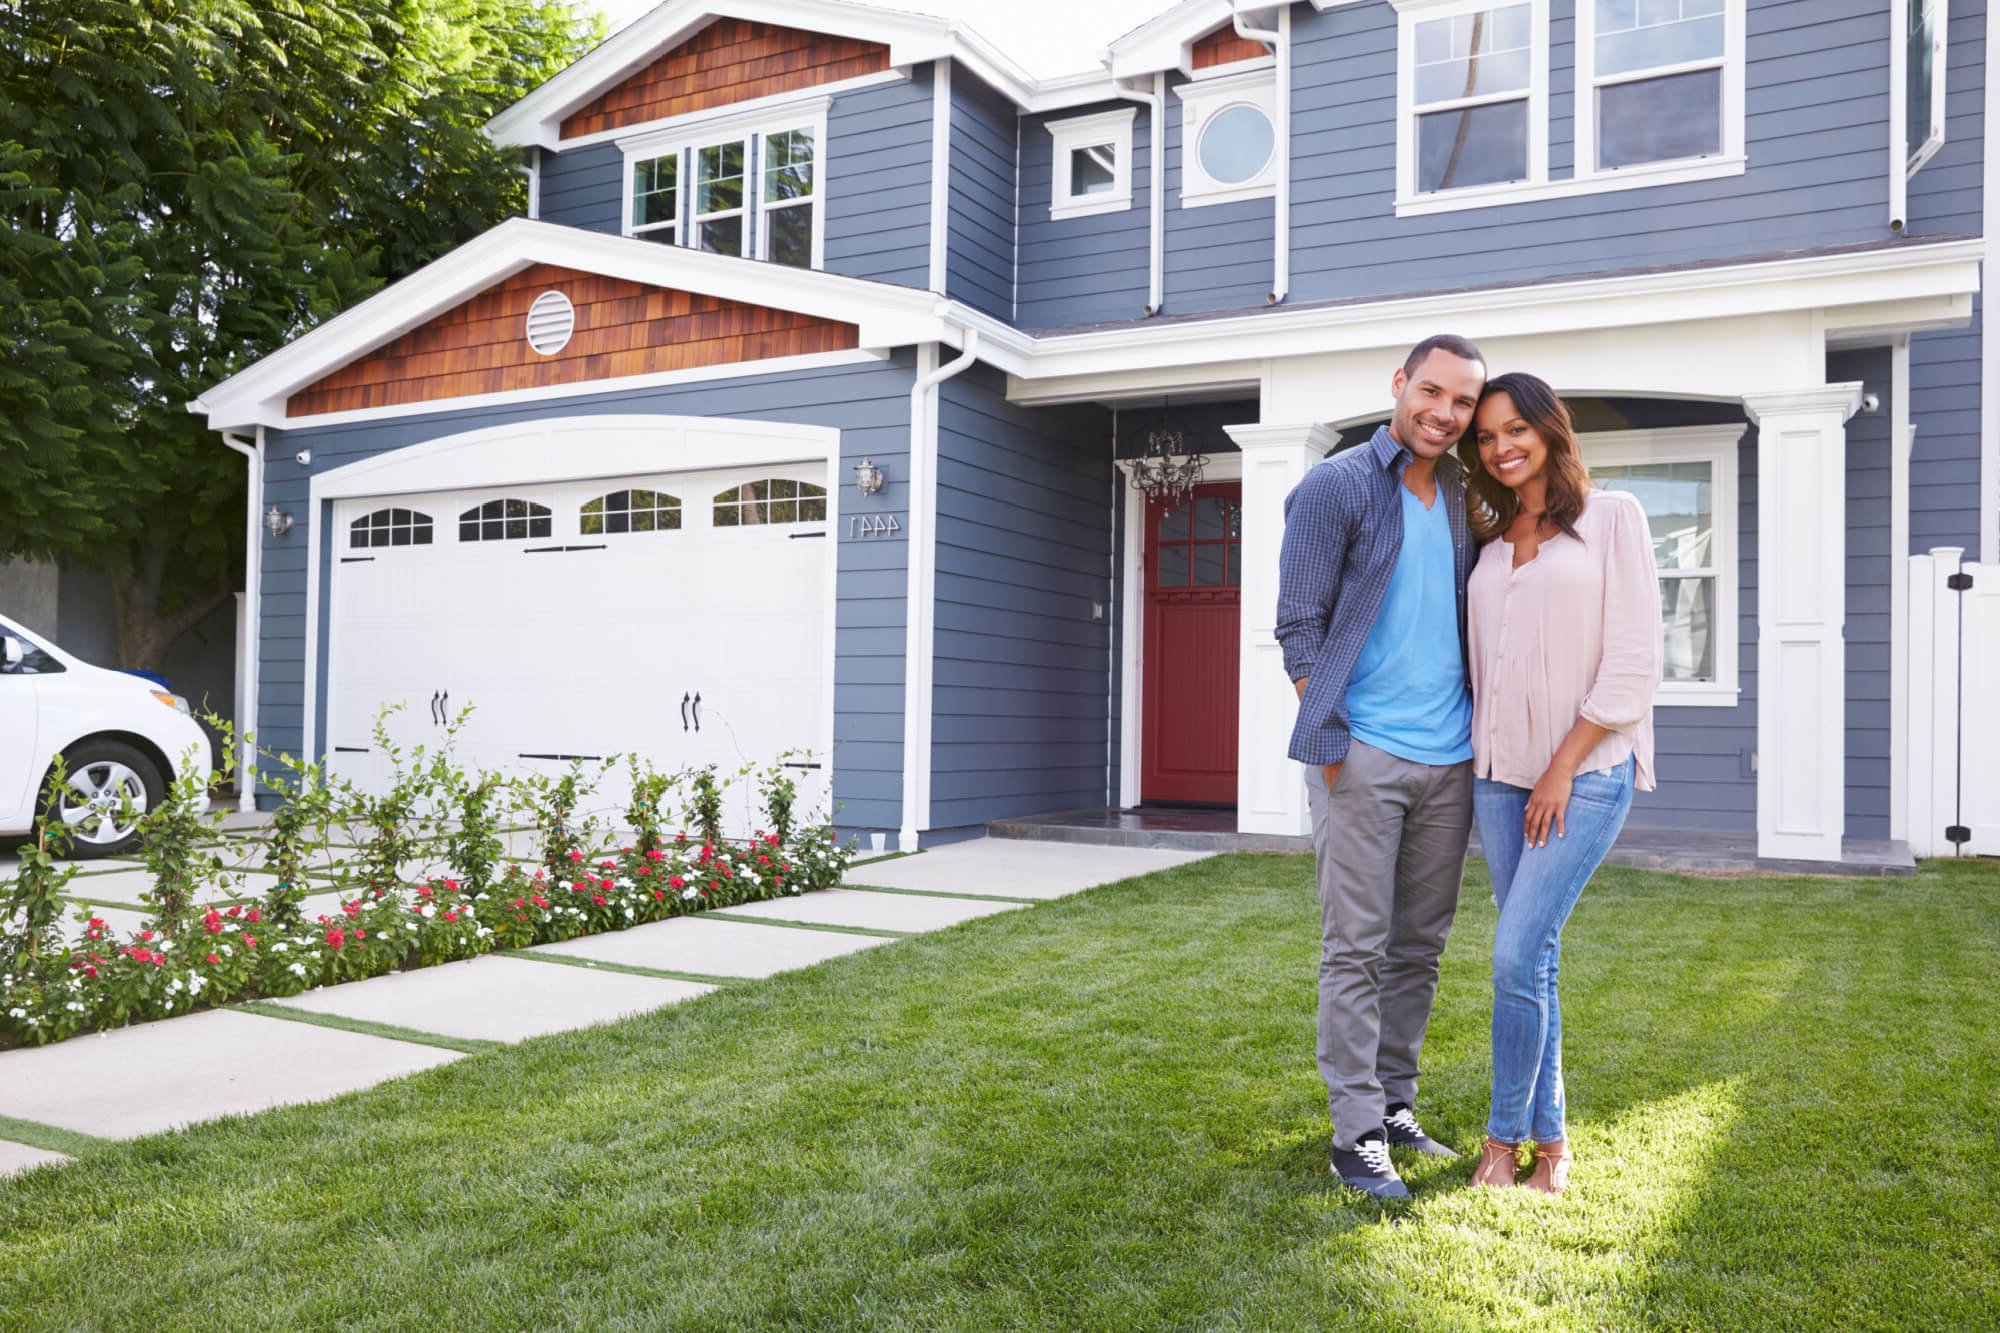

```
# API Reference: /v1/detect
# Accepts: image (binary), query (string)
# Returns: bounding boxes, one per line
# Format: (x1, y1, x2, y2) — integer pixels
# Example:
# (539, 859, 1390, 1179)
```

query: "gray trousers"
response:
(1306, 739, 1473, 1148)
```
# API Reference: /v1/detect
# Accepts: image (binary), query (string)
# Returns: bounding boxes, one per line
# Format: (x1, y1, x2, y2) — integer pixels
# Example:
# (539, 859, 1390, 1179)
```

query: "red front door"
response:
(1141, 483, 1241, 805)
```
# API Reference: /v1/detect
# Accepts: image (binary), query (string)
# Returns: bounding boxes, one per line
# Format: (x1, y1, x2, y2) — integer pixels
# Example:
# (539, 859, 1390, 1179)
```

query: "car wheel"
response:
(47, 740, 165, 859)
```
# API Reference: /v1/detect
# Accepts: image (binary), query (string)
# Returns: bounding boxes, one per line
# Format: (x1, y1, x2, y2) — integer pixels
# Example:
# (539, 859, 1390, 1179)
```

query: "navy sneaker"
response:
(1330, 1130, 1409, 1199)
(1384, 1103, 1460, 1159)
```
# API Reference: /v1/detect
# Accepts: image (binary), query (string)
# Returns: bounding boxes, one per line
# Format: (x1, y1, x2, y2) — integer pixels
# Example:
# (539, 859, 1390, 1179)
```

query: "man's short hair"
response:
(1403, 333, 1486, 378)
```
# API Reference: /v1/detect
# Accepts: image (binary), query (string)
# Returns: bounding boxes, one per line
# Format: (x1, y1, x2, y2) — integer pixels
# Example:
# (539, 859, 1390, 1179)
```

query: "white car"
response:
(0, 612, 214, 857)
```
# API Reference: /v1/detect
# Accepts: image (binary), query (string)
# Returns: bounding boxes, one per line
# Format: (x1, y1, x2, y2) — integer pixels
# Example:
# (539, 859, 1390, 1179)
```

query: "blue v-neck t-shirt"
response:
(1343, 485, 1474, 765)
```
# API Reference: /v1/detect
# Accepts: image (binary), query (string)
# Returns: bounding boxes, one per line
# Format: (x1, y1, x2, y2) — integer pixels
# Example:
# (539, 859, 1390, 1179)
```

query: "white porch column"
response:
(1743, 385, 1864, 862)
(1225, 422, 1339, 836)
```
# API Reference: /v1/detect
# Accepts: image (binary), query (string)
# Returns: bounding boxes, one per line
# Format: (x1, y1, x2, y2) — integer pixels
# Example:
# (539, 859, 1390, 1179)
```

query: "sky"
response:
(588, 0, 1182, 80)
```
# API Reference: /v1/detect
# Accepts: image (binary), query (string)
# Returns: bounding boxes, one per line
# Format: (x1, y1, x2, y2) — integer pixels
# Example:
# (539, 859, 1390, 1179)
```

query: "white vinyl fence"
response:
(1909, 548, 2000, 857)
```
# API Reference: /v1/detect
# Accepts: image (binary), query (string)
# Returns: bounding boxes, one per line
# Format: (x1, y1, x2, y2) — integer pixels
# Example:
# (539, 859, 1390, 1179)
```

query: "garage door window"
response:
(581, 488, 682, 535)
(460, 498, 552, 542)
(350, 508, 434, 549)
(712, 478, 827, 527)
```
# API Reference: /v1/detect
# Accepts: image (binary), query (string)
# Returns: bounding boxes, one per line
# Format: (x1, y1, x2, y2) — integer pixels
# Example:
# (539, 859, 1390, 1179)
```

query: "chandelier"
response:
(1130, 402, 1208, 509)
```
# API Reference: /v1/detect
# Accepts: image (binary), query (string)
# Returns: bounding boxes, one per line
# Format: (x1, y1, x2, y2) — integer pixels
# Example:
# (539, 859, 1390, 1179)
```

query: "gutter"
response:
(1889, 0, 1908, 232)
(1113, 74, 1169, 315)
(898, 327, 981, 852)
(1233, 4, 1290, 303)
(217, 429, 263, 813)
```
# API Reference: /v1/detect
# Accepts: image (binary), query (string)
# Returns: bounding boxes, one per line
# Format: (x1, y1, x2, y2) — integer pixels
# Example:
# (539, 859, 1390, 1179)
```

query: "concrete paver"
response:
(0, 1140, 73, 1177)
(846, 837, 1213, 900)
(535, 915, 891, 978)
(0, 1009, 461, 1139)
(269, 954, 712, 1043)
(722, 887, 1024, 933)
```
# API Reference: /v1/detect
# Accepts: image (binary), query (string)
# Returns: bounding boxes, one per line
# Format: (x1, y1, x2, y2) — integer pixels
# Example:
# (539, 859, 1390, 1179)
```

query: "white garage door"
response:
(325, 464, 831, 838)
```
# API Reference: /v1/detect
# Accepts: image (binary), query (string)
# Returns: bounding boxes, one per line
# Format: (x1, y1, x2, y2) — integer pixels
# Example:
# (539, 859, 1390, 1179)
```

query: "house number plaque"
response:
(848, 514, 904, 539)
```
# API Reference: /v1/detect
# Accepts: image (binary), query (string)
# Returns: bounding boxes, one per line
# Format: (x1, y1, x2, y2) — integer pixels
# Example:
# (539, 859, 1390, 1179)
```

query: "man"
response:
(1276, 333, 1484, 1199)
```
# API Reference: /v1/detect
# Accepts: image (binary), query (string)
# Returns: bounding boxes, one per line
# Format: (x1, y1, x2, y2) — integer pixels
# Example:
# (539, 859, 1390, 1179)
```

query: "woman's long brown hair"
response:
(1459, 372, 1592, 544)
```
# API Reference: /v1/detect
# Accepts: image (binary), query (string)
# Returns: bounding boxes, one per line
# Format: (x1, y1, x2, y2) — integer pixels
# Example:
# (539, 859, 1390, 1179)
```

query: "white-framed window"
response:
(1584, 425, 1742, 707)
(581, 488, 682, 535)
(1047, 108, 1137, 221)
(1177, 67, 1280, 208)
(618, 100, 830, 269)
(1576, 0, 1746, 178)
(712, 478, 828, 527)
(459, 498, 553, 543)
(1396, 0, 1547, 202)
(350, 508, 433, 549)
(1905, 0, 1948, 174)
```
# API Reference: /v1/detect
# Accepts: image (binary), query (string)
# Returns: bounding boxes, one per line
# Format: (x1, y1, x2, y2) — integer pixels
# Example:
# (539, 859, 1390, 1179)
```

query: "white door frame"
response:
(303, 414, 843, 796)
(1115, 450, 1245, 810)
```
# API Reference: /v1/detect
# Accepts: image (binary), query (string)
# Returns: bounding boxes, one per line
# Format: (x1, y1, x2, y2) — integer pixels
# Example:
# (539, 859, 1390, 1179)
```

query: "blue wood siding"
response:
(1016, 99, 1154, 328)
(1163, 77, 1277, 317)
(946, 68, 1019, 319)
(1832, 347, 1893, 840)
(1905, 5, 1987, 555)
(539, 141, 623, 234)
(1286, 0, 1900, 304)
(931, 365, 1114, 830)
(824, 68, 934, 288)
(257, 355, 916, 834)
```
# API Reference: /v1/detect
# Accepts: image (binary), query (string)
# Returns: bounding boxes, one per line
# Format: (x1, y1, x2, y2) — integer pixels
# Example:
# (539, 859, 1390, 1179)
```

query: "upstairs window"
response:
(620, 104, 828, 269)
(459, 498, 552, 542)
(759, 127, 818, 269)
(1047, 108, 1136, 220)
(1578, 0, 1740, 174)
(713, 478, 828, 527)
(1179, 70, 1279, 207)
(630, 153, 679, 244)
(1404, 2, 1541, 196)
(1905, 0, 1948, 174)
(693, 139, 747, 257)
(350, 508, 434, 549)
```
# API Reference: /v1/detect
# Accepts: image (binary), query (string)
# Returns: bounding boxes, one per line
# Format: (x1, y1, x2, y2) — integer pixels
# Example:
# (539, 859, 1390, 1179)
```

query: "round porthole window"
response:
(1199, 104, 1275, 186)
(524, 290, 576, 356)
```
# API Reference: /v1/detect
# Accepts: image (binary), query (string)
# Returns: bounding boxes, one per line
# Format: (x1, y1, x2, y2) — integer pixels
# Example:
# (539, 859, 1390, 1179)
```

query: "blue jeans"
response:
(1474, 757, 1634, 1144)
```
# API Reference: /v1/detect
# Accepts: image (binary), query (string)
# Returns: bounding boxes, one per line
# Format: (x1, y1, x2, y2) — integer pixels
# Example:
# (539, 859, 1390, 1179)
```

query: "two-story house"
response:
(194, 0, 1993, 868)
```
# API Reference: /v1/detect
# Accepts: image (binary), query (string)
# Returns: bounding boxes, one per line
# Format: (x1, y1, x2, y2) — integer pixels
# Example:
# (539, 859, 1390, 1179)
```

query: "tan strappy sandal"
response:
(1468, 1136, 1521, 1189)
(1522, 1139, 1572, 1195)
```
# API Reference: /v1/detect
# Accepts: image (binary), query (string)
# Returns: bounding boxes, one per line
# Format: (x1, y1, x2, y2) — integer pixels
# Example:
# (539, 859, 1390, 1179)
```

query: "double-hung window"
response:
(1397, 0, 1547, 201)
(1576, 0, 1744, 176)
(1903, 0, 1948, 174)
(619, 102, 828, 270)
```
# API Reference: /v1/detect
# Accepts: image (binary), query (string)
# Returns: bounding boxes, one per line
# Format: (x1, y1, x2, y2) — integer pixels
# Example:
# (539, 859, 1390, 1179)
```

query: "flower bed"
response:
(1, 717, 854, 1049)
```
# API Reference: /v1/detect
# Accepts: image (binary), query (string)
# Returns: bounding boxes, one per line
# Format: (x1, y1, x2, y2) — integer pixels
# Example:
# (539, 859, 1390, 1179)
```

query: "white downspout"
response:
(1889, 0, 1909, 231)
(899, 329, 981, 852)
(520, 148, 541, 221)
(1114, 75, 1168, 315)
(218, 428, 262, 814)
(1234, 3, 1290, 303)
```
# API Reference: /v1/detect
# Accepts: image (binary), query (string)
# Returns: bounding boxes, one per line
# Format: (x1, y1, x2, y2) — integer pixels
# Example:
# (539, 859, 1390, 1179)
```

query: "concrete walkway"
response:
(0, 838, 1209, 1176)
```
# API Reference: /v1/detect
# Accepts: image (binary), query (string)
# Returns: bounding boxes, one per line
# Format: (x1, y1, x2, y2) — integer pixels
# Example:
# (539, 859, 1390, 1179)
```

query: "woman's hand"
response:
(1524, 764, 1573, 848)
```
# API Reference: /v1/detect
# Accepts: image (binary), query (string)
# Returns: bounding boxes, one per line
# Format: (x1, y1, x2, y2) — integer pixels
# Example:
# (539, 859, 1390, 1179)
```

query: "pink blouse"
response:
(1468, 488, 1664, 792)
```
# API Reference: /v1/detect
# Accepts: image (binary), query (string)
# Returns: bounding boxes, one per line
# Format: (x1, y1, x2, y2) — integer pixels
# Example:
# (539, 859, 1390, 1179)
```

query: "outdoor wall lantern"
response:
(264, 505, 294, 539)
(854, 458, 885, 496)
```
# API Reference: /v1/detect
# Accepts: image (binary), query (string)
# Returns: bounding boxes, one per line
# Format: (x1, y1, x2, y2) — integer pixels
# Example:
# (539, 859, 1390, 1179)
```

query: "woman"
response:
(1457, 373, 1662, 1195)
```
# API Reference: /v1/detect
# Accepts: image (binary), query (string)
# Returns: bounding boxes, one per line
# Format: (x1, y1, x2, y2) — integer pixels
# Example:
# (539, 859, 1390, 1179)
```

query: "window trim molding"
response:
(1177, 66, 1280, 209)
(1581, 424, 1743, 709)
(1393, 0, 1551, 209)
(1904, 0, 1949, 176)
(1046, 107, 1137, 221)
(618, 99, 831, 267)
(1573, 0, 1747, 185)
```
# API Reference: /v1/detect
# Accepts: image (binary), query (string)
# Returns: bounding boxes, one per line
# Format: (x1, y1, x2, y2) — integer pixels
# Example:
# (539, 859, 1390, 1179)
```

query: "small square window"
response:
(1047, 108, 1136, 221)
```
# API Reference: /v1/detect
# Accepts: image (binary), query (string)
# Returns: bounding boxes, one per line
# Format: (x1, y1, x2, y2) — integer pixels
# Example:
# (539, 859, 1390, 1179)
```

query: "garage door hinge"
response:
(1947, 571, 1973, 591)
(1946, 824, 1972, 845)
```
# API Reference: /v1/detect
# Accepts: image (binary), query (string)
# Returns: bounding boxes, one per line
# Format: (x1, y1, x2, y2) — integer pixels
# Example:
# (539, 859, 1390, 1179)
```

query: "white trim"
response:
(929, 60, 951, 288)
(279, 350, 884, 429)
(566, 75, 892, 153)
(300, 414, 843, 775)
(1891, 337, 1913, 842)
(1115, 448, 1245, 810)
(1985, 0, 2000, 563)
(1907, 0, 1950, 176)
(1581, 425, 1743, 709)
(1177, 66, 1280, 208)
(523, 149, 541, 221)
(1394, 0, 1550, 210)
(1571, 0, 1744, 185)
(1047, 107, 1138, 221)
(1394, 155, 1746, 217)
(218, 430, 262, 811)
(1892, 0, 1912, 230)
(616, 104, 834, 262)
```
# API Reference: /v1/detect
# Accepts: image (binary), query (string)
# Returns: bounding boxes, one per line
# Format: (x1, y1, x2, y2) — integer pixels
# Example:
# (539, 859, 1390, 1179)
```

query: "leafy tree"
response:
(0, 0, 600, 670)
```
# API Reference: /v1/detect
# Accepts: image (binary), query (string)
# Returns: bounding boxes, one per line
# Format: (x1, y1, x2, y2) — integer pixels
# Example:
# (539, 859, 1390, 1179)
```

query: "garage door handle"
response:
(692, 693, 701, 732)
(430, 691, 441, 726)
(440, 690, 449, 723)
(681, 692, 691, 732)
(783, 762, 822, 770)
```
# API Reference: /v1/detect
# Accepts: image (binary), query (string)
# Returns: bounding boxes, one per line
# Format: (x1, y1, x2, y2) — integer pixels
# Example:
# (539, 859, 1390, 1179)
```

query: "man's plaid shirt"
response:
(1275, 425, 1475, 767)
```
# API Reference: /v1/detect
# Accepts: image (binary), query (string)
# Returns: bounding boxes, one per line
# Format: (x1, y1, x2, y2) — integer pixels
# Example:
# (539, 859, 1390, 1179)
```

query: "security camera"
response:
(1859, 393, 1880, 415)
(294, 449, 313, 466)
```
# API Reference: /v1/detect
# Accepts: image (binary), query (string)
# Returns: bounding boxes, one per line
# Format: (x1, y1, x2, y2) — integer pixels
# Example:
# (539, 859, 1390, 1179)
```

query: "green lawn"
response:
(3, 854, 1997, 1330)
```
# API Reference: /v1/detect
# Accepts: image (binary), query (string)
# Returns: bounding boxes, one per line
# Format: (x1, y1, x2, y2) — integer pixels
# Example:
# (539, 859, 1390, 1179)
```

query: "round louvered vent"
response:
(524, 290, 575, 355)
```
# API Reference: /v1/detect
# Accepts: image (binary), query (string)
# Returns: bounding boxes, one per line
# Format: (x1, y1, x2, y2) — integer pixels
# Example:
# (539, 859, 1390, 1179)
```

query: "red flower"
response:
(342, 900, 361, 919)
(646, 848, 664, 863)
(670, 876, 686, 890)
(244, 936, 258, 948)
(417, 885, 434, 899)
(82, 964, 98, 979)
(444, 878, 460, 892)
(325, 928, 346, 950)
(226, 905, 242, 918)
(676, 833, 687, 843)
(598, 860, 615, 871)
(568, 849, 584, 863)
(652, 889, 664, 900)
(152, 954, 165, 967)
(720, 868, 732, 880)
(766, 834, 780, 847)
(140, 930, 155, 942)
(353, 929, 366, 941)
(708, 881, 719, 891)
(533, 870, 546, 881)
(442, 909, 459, 924)
(599, 877, 614, 891)
(513, 897, 525, 909)
(531, 895, 548, 909)
(591, 895, 606, 906)
(247, 908, 261, 924)
(758, 856, 771, 866)
(635, 865, 651, 877)
(205, 953, 220, 965)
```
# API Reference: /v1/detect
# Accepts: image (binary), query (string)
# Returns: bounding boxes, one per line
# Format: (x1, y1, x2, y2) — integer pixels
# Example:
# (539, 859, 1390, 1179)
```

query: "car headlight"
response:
(151, 690, 192, 716)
